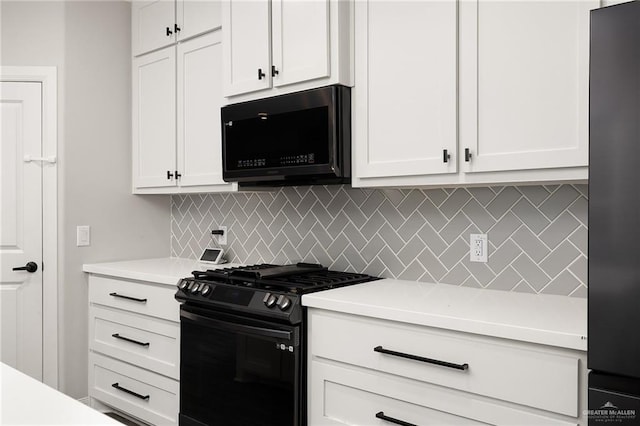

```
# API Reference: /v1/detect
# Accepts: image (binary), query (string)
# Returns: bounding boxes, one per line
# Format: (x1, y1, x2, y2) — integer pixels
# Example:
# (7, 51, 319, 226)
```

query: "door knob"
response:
(12, 262, 38, 273)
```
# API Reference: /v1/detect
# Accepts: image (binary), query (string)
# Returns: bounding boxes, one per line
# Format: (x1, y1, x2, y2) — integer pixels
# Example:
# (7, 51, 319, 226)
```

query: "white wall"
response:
(1, 1, 171, 398)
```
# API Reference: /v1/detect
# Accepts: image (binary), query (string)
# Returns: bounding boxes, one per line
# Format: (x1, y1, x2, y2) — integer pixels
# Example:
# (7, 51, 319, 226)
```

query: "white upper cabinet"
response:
(222, 0, 352, 101)
(354, 0, 598, 188)
(133, 47, 176, 189)
(178, 0, 222, 41)
(459, 0, 597, 174)
(353, 0, 458, 180)
(132, 0, 222, 56)
(132, 1, 237, 194)
(177, 31, 231, 189)
(271, 0, 330, 88)
(222, 0, 272, 96)
(132, 0, 176, 56)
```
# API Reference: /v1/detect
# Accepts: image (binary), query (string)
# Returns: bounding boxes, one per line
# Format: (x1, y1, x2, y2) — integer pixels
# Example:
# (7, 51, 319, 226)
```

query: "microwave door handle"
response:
(328, 107, 340, 176)
(180, 309, 293, 341)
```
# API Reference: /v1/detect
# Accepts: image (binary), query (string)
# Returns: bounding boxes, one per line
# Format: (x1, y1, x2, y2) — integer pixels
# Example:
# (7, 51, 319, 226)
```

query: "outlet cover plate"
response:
(218, 226, 228, 246)
(470, 234, 488, 263)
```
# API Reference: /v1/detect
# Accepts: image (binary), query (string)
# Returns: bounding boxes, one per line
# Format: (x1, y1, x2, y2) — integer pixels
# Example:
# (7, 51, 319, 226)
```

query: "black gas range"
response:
(176, 262, 378, 324)
(175, 263, 379, 426)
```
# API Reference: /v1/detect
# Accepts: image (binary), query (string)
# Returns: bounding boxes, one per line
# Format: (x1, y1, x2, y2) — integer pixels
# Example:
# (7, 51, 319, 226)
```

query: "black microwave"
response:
(221, 85, 351, 187)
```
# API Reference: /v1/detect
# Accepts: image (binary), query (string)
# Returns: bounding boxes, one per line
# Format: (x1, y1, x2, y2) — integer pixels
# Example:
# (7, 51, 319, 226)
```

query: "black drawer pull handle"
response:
(111, 383, 149, 400)
(109, 292, 147, 303)
(373, 346, 469, 371)
(375, 411, 416, 426)
(465, 147, 472, 162)
(443, 149, 450, 163)
(112, 333, 150, 347)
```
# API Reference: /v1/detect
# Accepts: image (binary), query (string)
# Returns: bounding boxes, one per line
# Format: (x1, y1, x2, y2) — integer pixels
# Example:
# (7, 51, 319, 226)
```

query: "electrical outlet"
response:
(469, 234, 488, 262)
(219, 226, 228, 246)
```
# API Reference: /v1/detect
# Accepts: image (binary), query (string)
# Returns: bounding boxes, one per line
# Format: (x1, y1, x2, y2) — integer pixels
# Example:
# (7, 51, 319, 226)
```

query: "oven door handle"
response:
(181, 309, 293, 341)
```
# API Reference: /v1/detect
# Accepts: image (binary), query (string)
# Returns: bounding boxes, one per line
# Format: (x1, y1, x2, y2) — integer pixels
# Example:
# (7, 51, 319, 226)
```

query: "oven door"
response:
(179, 304, 302, 426)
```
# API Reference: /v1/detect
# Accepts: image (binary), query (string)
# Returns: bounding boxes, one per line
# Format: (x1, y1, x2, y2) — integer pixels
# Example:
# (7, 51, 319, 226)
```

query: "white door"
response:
(222, 0, 272, 96)
(0, 82, 43, 380)
(132, 46, 177, 189)
(271, 0, 329, 87)
(353, 0, 458, 179)
(460, 0, 597, 173)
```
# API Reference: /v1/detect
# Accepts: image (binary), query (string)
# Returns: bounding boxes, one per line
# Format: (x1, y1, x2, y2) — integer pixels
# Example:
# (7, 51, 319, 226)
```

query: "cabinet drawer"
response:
(324, 377, 488, 426)
(89, 275, 179, 322)
(89, 352, 179, 426)
(309, 311, 580, 417)
(310, 361, 577, 426)
(90, 305, 179, 379)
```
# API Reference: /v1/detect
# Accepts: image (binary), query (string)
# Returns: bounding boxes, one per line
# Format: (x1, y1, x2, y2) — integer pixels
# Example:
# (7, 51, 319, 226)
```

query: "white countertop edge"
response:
(1, 363, 120, 425)
(303, 297, 586, 351)
(82, 257, 243, 285)
(303, 279, 587, 352)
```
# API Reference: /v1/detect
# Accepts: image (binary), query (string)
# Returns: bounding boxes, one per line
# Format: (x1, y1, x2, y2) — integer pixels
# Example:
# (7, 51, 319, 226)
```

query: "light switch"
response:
(77, 225, 90, 247)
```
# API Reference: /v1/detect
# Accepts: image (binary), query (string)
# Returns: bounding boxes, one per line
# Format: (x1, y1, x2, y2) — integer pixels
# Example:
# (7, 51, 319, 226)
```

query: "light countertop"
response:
(82, 257, 242, 285)
(0, 363, 120, 425)
(302, 278, 587, 351)
(82, 258, 587, 351)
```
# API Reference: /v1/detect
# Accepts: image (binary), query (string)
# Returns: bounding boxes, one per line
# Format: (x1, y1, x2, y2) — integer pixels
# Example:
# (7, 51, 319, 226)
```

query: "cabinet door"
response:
(271, 0, 329, 87)
(132, 0, 176, 56)
(177, 0, 222, 41)
(177, 32, 235, 190)
(222, 0, 272, 96)
(459, 0, 598, 173)
(133, 47, 177, 189)
(353, 0, 457, 180)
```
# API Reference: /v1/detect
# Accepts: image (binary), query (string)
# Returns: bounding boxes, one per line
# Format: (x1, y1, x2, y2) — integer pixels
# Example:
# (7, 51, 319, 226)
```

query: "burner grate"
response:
(190, 263, 380, 294)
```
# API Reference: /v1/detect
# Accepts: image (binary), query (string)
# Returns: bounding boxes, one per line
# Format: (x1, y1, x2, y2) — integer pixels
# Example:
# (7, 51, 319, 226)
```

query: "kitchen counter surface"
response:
(83, 257, 243, 285)
(302, 278, 587, 351)
(0, 363, 120, 425)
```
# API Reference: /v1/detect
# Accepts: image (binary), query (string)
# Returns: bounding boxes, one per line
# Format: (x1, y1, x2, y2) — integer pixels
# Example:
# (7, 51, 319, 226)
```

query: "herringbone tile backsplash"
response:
(171, 184, 587, 297)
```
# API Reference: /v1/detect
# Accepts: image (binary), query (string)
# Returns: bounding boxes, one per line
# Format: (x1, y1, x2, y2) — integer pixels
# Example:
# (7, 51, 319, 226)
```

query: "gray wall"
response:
(1, 1, 171, 399)
(172, 184, 587, 297)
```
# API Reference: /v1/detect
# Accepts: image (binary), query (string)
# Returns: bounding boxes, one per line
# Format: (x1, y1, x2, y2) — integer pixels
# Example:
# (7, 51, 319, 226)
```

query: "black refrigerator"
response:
(589, 1, 640, 424)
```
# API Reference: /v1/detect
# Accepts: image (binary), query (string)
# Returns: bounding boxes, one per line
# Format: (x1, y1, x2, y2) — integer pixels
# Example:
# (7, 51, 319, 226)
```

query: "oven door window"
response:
(180, 306, 301, 426)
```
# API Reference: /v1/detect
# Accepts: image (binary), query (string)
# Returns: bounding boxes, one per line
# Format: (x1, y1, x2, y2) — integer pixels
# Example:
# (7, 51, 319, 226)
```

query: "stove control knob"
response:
(263, 293, 277, 308)
(190, 283, 200, 294)
(276, 295, 291, 311)
(178, 280, 189, 291)
(201, 284, 211, 297)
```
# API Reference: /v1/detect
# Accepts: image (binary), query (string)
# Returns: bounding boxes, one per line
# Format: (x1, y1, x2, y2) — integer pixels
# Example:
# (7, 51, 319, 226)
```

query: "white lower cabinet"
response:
(88, 275, 180, 425)
(308, 309, 587, 425)
(89, 353, 179, 426)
